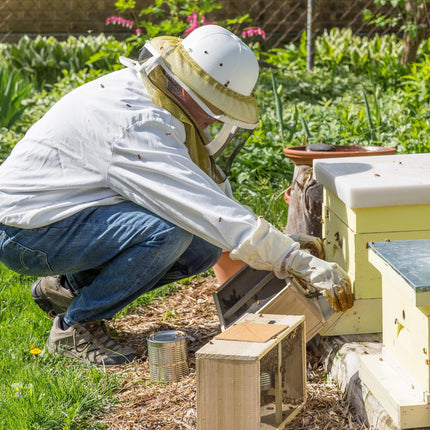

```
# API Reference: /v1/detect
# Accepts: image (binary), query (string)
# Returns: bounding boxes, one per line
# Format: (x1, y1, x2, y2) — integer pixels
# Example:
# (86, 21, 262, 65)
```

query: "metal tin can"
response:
(147, 330, 189, 382)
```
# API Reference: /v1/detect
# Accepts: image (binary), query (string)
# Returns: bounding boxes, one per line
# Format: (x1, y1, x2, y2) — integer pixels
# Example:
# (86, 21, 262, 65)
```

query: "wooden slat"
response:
(215, 322, 289, 343)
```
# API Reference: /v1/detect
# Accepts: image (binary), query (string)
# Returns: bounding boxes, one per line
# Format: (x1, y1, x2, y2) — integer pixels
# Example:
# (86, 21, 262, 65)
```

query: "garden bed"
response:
(102, 275, 369, 429)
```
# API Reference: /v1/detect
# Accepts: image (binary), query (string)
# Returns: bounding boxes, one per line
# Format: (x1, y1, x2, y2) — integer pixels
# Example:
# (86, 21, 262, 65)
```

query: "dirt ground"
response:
(102, 275, 369, 430)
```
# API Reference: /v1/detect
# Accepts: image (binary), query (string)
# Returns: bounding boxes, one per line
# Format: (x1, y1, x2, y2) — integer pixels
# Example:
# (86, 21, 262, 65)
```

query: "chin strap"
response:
(205, 124, 239, 157)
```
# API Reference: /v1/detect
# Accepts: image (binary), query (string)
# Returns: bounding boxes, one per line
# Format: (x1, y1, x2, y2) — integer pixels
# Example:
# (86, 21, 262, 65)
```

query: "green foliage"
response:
(108, 0, 249, 52)
(313, 28, 405, 88)
(401, 56, 430, 104)
(1, 34, 129, 89)
(0, 128, 20, 164)
(0, 64, 33, 130)
(111, 0, 220, 40)
(0, 266, 119, 429)
(363, 0, 429, 37)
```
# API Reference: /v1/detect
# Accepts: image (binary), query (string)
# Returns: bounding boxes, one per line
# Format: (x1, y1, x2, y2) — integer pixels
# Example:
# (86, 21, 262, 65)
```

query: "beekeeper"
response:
(0, 25, 353, 366)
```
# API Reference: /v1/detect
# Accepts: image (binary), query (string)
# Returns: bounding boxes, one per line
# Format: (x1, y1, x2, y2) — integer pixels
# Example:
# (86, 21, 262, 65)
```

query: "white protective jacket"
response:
(0, 67, 296, 274)
(0, 66, 355, 312)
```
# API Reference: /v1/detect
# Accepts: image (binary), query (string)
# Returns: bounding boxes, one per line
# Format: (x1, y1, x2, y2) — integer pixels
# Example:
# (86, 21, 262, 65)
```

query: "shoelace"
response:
(72, 321, 133, 358)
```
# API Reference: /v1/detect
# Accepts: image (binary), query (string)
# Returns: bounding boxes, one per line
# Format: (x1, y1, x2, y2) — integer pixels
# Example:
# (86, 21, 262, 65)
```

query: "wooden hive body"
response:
(314, 153, 430, 335)
(361, 240, 430, 429)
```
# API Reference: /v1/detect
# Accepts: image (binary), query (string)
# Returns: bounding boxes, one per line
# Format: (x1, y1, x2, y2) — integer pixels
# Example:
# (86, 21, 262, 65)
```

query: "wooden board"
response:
(360, 352, 430, 429)
(259, 282, 329, 341)
(318, 298, 382, 336)
(369, 247, 430, 391)
(213, 266, 330, 341)
(197, 358, 260, 429)
(215, 322, 289, 343)
(197, 314, 305, 361)
(323, 187, 430, 234)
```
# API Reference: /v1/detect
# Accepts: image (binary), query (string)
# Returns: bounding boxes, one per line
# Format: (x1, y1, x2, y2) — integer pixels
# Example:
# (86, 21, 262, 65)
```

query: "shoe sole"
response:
(31, 279, 58, 317)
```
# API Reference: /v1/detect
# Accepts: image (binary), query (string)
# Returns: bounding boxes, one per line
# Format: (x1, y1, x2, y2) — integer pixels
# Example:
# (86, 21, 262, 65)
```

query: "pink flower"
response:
(241, 27, 266, 39)
(201, 16, 216, 25)
(136, 28, 142, 36)
(184, 12, 217, 34)
(105, 16, 134, 29)
(184, 23, 199, 34)
(187, 11, 199, 25)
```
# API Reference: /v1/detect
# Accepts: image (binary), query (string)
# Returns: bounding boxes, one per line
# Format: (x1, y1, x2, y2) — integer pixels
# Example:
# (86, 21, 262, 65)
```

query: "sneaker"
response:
(47, 315, 139, 366)
(31, 276, 75, 317)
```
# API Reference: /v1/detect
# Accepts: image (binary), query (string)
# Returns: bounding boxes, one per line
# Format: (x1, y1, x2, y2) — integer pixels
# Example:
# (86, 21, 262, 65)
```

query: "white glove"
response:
(289, 233, 324, 259)
(281, 249, 353, 312)
(230, 218, 353, 312)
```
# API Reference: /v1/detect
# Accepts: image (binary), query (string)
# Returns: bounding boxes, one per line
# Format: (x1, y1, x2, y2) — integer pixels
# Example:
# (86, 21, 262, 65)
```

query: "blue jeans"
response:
(0, 202, 221, 325)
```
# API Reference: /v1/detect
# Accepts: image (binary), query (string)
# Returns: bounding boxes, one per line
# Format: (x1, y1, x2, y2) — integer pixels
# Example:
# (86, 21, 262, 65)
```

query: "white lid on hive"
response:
(313, 153, 430, 208)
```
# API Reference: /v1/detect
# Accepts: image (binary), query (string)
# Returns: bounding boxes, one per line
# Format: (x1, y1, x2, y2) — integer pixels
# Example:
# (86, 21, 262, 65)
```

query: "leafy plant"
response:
(106, 0, 253, 53)
(363, 0, 430, 64)
(271, 69, 285, 142)
(109, 0, 221, 41)
(401, 55, 430, 104)
(1, 34, 129, 89)
(0, 64, 32, 130)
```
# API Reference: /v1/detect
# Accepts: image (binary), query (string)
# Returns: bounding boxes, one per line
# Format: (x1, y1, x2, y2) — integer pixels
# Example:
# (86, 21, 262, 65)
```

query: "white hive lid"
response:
(313, 153, 430, 208)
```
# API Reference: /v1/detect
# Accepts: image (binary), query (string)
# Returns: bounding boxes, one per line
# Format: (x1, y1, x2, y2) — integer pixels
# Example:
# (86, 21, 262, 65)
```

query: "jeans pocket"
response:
(1, 234, 54, 276)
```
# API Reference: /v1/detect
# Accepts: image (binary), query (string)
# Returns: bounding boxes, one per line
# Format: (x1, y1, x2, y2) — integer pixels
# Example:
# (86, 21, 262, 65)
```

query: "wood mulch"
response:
(100, 275, 369, 430)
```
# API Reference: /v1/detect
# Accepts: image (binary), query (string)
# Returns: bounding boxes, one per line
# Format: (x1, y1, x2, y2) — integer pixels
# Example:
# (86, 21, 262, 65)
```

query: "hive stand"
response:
(196, 313, 306, 430)
(361, 240, 430, 429)
(313, 153, 430, 336)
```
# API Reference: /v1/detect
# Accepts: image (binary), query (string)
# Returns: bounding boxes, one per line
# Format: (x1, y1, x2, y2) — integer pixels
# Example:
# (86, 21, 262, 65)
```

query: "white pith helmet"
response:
(120, 25, 260, 156)
(181, 25, 259, 97)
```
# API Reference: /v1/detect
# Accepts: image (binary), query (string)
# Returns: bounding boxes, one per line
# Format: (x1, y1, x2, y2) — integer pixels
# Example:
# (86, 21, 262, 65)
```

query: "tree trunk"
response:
(401, 0, 428, 65)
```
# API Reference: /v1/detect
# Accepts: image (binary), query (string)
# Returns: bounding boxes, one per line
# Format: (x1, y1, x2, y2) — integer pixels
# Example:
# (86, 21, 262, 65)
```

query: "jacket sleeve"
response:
(107, 111, 302, 275)
(107, 113, 258, 251)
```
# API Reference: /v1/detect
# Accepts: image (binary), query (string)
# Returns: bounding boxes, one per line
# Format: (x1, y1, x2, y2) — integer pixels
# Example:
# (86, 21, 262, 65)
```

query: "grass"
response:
(0, 264, 192, 429)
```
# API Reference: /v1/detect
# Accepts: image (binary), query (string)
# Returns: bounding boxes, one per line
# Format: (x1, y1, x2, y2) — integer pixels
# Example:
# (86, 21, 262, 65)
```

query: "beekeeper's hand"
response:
(289, 233, 324, 259)
(281, 249, 353, 312)
(229, 218, 353, 312)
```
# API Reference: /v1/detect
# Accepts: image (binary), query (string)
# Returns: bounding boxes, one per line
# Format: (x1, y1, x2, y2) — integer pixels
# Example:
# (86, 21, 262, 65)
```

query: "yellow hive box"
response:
(313, 153, 430, 335)
(360, 240, 430, 429)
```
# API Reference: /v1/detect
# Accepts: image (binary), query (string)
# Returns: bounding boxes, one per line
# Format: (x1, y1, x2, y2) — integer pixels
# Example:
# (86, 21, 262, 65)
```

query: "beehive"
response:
(360, 240, 430, 429)
(313, 153, 430, 335)
(196, 313, 306, 430)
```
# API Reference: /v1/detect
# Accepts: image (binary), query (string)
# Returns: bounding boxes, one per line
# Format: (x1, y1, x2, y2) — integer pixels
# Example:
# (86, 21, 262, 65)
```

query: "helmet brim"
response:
(148, 36, 259, 126)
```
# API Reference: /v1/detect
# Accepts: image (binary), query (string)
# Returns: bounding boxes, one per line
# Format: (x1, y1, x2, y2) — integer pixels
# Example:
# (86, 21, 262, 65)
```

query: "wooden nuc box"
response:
(196, 313, 306, 430)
